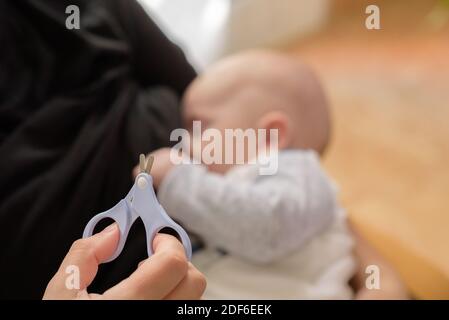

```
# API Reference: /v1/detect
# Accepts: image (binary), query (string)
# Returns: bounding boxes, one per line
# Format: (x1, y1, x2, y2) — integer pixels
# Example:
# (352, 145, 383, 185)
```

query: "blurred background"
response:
(139, 0, 449, 299)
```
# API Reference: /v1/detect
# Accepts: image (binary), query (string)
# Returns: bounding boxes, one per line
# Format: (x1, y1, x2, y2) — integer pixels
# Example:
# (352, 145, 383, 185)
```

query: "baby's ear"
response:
(257, 111, 291, 150)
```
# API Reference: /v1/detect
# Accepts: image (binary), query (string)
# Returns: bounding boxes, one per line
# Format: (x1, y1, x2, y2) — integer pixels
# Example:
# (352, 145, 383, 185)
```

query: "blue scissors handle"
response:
(132, 173, 192, 260)
(83, 173, 192, 262)
(82, 200, 135, 262)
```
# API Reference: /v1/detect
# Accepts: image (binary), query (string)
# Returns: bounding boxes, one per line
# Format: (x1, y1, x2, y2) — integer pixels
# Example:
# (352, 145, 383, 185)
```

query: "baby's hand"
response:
(133, 148, 175, 188)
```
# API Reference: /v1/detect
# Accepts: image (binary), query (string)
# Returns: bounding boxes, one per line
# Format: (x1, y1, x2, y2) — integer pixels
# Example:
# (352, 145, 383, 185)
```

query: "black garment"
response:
(0, 0, 196, 299)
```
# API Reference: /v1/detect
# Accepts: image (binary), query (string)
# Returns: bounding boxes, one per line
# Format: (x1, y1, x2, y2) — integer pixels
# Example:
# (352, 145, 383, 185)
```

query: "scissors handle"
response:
(133, 173, 192, 260)
(83, 173, 192, 262)
(82, 200, 134, 263)
(141, 205, 193, 261)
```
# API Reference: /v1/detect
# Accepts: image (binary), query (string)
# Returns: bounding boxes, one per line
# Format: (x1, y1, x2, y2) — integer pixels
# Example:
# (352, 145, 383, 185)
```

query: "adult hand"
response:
(43, 223, 206, 299)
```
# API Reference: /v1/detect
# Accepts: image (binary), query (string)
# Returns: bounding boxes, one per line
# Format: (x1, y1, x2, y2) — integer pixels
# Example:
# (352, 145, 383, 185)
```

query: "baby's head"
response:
(182, 50, 330, 174)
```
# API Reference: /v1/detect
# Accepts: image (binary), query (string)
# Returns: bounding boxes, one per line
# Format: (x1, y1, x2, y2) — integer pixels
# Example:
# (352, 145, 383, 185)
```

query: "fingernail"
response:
(102, 223, 117, 233)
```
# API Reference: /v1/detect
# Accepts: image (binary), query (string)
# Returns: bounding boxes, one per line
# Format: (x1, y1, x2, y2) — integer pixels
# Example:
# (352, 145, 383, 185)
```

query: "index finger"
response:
(43, 223, 120, 299)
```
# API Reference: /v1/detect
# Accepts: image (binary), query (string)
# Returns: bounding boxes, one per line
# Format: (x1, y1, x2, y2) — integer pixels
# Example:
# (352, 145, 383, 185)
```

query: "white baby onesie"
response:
(158, 150, 356, 299)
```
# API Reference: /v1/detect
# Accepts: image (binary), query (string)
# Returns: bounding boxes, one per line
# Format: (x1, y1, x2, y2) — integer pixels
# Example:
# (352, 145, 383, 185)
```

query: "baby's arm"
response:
(157, 152, 337, 264)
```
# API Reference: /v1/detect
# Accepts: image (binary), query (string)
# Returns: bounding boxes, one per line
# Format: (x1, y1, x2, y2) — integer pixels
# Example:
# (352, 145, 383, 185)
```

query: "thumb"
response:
(44, 223, 119, 299)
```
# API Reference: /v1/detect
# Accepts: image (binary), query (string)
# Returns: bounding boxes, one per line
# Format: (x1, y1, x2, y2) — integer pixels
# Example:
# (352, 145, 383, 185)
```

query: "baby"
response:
(146, 51, 356, 299)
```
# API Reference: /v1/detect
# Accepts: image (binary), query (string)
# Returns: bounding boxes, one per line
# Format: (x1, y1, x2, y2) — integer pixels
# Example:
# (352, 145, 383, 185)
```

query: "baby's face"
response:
(182, 82, 267, 174)
(180, 52, 330, 166)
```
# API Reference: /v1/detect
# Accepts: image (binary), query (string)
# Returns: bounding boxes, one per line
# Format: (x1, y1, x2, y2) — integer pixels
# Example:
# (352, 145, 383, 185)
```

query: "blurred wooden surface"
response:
(289, 0, 449, 298)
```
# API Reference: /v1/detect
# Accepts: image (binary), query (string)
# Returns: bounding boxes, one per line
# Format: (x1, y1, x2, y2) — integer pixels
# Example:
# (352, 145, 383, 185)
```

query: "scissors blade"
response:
(145, 155, 154, 174)
(139, 154, 146, 173)
(139, 154, 154, 174)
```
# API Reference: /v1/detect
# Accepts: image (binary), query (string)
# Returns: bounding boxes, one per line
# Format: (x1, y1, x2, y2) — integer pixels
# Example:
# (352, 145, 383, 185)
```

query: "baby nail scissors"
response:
(83, 154, 192, 262)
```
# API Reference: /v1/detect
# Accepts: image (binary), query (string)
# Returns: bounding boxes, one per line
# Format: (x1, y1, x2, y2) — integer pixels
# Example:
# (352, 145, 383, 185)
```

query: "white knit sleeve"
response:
(158, 153, 337, 264)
